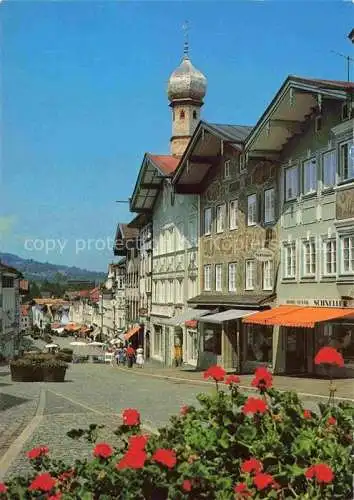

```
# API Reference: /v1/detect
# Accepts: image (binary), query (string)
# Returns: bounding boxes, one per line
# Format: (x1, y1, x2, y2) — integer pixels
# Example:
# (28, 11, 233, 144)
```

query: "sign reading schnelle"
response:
(284, 298, 354, 308)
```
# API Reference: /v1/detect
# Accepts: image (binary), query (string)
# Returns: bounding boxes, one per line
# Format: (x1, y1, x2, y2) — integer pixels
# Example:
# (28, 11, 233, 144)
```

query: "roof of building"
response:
(0, 262, 22, 277)
(167, 53, 207, 103)
(148, 155, 180, 176)
(31, 298, 69, 306)
(205, 123, 253, 143)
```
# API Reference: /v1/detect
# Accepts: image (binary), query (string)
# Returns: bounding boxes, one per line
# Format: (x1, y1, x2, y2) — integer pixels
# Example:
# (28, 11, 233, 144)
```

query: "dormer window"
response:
(180, 110, 185, 120)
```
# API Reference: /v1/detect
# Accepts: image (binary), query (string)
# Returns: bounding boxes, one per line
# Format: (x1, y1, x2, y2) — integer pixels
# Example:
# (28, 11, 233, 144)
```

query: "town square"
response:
(0, 0, 354, 498)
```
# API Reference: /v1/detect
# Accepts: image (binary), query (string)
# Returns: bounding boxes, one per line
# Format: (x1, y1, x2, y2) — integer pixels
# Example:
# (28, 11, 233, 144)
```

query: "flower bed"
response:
(10, 355, 68, 383)
(1, 347, 353, 499)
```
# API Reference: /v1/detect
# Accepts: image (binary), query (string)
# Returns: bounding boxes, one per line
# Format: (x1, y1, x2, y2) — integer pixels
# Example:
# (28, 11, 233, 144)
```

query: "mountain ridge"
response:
(0, 252, 106, 283)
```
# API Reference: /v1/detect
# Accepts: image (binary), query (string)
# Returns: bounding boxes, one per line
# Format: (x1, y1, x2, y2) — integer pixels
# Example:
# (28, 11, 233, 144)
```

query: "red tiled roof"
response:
(78, 290, 91, 298)
(149, 155, 180, 175)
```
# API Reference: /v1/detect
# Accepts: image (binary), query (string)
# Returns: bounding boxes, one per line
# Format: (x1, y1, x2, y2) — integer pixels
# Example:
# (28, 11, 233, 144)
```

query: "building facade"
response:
(243, 76, 354, 376)
(0, 264, 21, 358)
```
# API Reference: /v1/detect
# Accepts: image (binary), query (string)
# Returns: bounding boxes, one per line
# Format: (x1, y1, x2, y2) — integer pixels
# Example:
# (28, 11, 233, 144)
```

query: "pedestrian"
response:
(136, 345, 144, 368)
(126, 344, 135, 368)
(115, 348, 121, 365)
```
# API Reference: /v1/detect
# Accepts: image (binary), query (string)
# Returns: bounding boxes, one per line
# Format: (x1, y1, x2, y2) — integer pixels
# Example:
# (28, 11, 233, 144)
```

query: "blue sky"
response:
(1, 1, 353, 272)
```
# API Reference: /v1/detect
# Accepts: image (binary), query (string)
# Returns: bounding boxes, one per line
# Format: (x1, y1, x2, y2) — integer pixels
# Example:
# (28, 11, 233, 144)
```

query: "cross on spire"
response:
(182, 20, 189, 57)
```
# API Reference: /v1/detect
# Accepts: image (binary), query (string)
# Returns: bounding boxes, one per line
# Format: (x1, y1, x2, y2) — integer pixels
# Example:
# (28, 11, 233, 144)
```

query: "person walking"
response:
(126, 344, 135, 368)
(136, 345, 144, 368)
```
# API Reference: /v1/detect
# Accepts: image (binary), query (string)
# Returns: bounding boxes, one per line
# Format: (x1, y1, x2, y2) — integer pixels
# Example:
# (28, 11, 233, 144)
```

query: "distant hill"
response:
(0, 252, 106, 284)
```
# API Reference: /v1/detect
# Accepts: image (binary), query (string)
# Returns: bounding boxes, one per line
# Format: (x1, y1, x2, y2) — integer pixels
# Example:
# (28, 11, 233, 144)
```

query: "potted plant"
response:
(10, 356, 44, 382)
(42, 358, 68, 382)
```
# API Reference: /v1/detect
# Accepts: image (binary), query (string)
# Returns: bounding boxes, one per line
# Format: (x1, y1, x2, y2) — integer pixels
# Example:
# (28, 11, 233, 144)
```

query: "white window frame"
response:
(302, 239, 316, 277)
(264, 188, 275, 223)
(247, 194, 257, 226)
(229, 199, 238, 230)
(285, 165, 299, 201)
(204, 208, 212, 235)
(245, 260, 255, 290)
(224, 160, 231, 179)
(283, 242, 296, 279)
(322, 150, 336, 189)
(215, 264, 222, 292)
(203, 265, 211, 291)
(322, 238, 337, 277)
(341, 235, 354, 274)
(303, 158, 317, 195)
(262, 260, 273, 291)
(340, 140, 354, 181)
(228, 263, 237, 292)
(216, 204, 226, 233)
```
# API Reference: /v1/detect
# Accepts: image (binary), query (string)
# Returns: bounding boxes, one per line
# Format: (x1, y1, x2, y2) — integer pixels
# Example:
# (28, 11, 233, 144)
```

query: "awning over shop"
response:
(166, 309, 212, 327)
(200, 309, 258, 324)
(243, 306, 354, 328)
(124, 326, 140, 341)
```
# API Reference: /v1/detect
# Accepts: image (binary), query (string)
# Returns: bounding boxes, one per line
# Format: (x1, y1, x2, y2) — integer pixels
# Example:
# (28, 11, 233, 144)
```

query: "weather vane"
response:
(182, 20, 189, 57)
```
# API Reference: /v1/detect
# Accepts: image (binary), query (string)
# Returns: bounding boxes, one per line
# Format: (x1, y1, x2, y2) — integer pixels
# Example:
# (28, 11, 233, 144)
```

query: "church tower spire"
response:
(167, 22, 207, 157)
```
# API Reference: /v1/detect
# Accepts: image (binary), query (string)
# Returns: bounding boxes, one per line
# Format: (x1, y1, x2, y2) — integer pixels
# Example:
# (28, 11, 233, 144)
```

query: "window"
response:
(322, 150, 336, 188)
(342, 102, 349, 121)
(239, 155, 246, 173)
(2, 277, 14, 288)
(283, 242, 296, 279)
(193, 110, 197, 120)
(303, 158, 317, 195)
(323, 239, 336, 276)
(247, 194, 257, 226)
(229, 199, 238, 230)
(180, 110, 185, 120)
(154, 326, 162, 356)
(224, 160, 231, 179)
(285, 166, 299, 201)
(245, 260, 255, 290)
(264, 188, 275, 223)
(215, 264, 223, 291)
(263, 260, 273, 290)
(315, 116, 322, 132)
(340, 141, 354, 181)
(203, 265, 211, 291)
(216, 204, 225, 233)
(341, 236, 354, 274)
(175, 279, 183, 303)
(303, 239, 316, 276)
(204, 208, 212, 235)
(228, 263, 237, 292)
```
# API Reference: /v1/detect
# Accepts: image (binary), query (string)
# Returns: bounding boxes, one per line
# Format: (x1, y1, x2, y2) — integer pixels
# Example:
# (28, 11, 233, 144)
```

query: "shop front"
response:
(243, 302, 354, 377)
(242, 323, 273, 373)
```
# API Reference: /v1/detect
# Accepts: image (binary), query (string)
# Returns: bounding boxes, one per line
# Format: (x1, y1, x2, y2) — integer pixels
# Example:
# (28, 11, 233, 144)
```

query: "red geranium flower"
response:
(28, 473, 56, 492)
(152, 448, 177, 468)
(234, 482, 251, 497)
(251, 367, 273, 390)
(93, 442, 113, 459)
(305, 463, 334, 483)
(314, 347, 344, 367)
(241, 458, 263, 474)
(253, 473, 275, 490)
(128, 434, 149, 450)
(303, 410, 312, 419)
(327, 416, 337, 426)
(27, 446, 49, 460)
(122, 408, 140, 426)
(242, 397, 268, 415)
(203, 365, 226, 382)
(182, 479, 192, 492)
(0, 483, 7, 493)
(116, 449, 147, 469)
(225, 374, 240, 385)
(180, 405, 190, 415)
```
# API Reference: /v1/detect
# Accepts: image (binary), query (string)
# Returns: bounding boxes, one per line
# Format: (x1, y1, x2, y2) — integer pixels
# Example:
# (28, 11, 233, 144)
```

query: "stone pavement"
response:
(123, 362, 354, 402)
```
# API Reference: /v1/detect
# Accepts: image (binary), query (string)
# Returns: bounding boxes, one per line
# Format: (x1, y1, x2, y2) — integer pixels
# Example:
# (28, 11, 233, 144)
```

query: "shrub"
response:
(2, 349, 353, 499)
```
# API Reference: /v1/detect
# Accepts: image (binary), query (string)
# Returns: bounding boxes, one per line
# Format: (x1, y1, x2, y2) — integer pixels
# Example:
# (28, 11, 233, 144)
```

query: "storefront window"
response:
(204, 327, 222, 355)
(154, 326, 162, 356)
(320, 323, 354, 367)
(245, 325, 273, 363)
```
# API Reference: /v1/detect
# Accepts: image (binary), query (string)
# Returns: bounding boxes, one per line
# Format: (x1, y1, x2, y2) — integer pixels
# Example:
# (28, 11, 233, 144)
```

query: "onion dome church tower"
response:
(167, 26, 207, 157)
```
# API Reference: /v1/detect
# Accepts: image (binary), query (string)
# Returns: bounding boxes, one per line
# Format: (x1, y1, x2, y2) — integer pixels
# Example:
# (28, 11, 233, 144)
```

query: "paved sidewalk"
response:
(118, 363, 354, 402)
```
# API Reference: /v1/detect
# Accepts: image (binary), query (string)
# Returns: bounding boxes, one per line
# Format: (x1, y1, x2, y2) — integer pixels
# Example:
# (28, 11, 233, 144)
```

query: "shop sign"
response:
(283, 298, 354, 308)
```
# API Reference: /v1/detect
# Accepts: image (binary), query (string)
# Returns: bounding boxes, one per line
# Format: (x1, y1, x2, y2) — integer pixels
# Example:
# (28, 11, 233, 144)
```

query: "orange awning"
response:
(242, 305, 354, 328)
(124, 326, 140, 341)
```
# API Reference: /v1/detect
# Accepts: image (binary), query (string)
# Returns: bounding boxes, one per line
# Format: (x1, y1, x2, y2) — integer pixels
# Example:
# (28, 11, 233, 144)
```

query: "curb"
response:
(115, 366, 354, 403)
